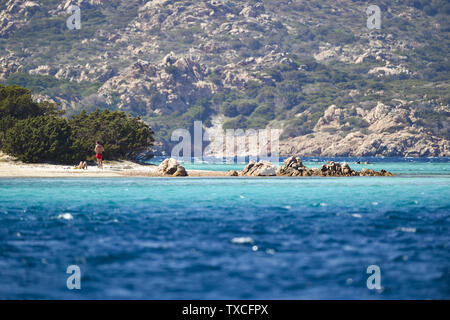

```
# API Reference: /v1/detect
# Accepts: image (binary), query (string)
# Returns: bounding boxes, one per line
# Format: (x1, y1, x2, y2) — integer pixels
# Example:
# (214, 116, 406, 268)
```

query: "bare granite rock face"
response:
(98, 54, 217, 114)
(313, 33, 412, 77)
(0, 0, 41, 37)
(279, 103, 449, 157)
(157, 158, 188, 176)
(0, 53, 24, 80)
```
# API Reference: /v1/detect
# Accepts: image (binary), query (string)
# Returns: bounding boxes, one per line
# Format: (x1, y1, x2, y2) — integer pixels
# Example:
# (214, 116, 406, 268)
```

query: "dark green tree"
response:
(0, 84, 60, 119)
(3, 116, 73, 163)
(0, 85, 61, 146)
(69, 109, 155, 161)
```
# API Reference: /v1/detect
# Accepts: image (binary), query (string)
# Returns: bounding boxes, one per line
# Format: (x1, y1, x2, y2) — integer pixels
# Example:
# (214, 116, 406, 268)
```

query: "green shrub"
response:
(222, 103, 238, 117)
(223, 115, 248, 130)
(165, 65, 179, 77)
(246, 117, 270, 128)
(69, 109, 154, 161)
(236, 100, 258, 116)
(247, 38, 262, 50)
(342, 116, 369, 128)
(244, 80, 262, 99)
(4, 74, 102, 102)
(0, 84, 60, 119)
(3, 116, 73, 163)
(250, 104, 274, 121)
(0, 116, 17, 147)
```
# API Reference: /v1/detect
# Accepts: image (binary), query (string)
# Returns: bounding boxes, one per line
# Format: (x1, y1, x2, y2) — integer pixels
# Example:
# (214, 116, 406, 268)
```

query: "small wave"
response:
(399, 227, 416, 233)
(352, 214, 362, 218)
(57, 213, 73, 220)
(231, 237, 254, 244)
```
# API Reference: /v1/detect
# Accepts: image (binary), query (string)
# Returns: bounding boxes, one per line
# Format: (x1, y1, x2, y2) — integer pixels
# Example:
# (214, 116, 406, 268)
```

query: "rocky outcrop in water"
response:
(275, 156, 393, 177)
(359, 168, 393, 177)
(315, 161, 358, 177)
(276, 156, 309, 176)
(240, 160, 277, 176)
(157, 158, 188, 176)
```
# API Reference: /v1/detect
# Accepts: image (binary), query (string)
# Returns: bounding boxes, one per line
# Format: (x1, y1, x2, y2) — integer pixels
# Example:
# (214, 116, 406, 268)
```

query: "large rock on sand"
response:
(240, 160, 277, 176)
(173, 166, 188, 176)
(157, 158, 188, 176)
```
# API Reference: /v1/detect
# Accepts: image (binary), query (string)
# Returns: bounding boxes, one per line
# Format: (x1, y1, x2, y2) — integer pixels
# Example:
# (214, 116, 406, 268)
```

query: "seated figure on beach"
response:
(95, 141, 104, 169)
(74, 161, 87, 170)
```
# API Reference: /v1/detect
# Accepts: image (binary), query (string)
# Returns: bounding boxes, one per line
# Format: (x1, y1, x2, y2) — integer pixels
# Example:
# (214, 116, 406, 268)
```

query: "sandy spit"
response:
(0, 159, 228, 178)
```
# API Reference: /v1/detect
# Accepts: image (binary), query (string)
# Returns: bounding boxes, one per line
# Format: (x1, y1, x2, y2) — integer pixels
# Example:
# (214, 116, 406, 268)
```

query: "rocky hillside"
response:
(0, 0, 449, 156)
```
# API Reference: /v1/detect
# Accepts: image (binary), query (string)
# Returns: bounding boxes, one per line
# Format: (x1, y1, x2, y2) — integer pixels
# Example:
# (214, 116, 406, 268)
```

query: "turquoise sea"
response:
(0, 158, 449, 299)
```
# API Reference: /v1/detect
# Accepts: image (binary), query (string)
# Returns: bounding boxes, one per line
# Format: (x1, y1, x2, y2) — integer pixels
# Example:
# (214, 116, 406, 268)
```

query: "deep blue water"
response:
(0, 161, 449, 299)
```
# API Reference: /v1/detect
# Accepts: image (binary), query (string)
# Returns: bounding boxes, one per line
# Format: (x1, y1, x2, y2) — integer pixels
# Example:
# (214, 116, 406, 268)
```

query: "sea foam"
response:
(231, 237, 254, 244)
(57, 213, 73, 220)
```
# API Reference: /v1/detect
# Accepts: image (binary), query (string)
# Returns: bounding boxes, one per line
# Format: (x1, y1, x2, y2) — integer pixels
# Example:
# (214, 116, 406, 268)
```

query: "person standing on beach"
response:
(95, 142, 104, 169)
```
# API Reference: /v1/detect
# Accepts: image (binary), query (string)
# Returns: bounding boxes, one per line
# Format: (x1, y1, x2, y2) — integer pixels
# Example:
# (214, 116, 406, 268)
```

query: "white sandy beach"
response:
(0, 153, 226, 178)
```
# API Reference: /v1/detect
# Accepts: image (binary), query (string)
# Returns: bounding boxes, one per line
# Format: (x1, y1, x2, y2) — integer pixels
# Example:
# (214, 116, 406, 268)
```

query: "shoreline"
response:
(0, 160, 229, 178)
(0, 157, 445, 179)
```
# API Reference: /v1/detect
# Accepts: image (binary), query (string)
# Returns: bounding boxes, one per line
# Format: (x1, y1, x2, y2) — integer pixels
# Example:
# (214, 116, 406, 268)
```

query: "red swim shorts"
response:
(96, 153, 103, 159)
